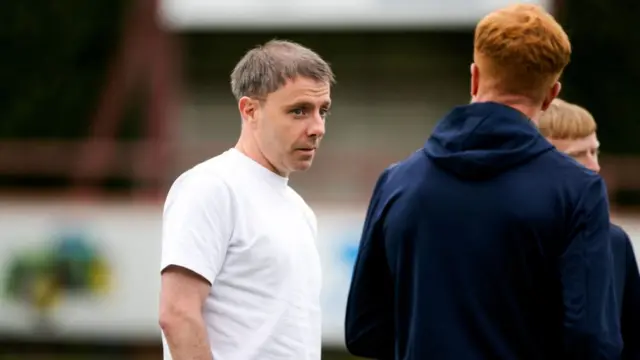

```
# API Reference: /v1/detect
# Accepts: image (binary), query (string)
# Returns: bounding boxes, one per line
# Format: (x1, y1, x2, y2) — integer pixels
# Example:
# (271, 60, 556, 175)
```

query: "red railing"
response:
(0, 139, 639, 204)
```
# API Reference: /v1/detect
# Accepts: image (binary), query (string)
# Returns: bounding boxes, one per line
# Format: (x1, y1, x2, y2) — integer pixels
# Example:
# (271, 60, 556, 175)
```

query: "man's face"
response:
(253, 77, 331, 176)
(549, 133, 601, 173)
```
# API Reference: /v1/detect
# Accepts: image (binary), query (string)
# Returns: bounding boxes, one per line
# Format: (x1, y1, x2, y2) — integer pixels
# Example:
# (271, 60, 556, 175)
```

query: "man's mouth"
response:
(297, 147, 316, 153)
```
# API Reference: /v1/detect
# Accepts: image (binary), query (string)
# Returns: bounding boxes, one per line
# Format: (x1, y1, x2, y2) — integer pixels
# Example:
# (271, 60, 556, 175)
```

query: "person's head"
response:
(471, 4, 571, 121)
(231, 39, 335, 177)
(538, 98, 600, 172)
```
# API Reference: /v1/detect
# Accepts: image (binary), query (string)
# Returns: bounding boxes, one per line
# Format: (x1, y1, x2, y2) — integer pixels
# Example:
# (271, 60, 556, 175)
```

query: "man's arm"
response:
(560, 176, 622, 359)
(344, 167, 395, 359)
(622, 236, 640, 359)
(160, 266, 213, 360)
(159, 173, 232, 360)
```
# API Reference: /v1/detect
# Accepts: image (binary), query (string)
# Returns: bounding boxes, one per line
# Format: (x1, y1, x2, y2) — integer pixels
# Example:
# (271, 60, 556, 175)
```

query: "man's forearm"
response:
(162, 315, 213, 360)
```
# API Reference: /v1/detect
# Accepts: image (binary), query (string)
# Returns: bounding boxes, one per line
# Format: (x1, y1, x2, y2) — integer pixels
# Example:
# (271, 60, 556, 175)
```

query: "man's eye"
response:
(320, 109, 331, 118)
(290, 109, 305, 116)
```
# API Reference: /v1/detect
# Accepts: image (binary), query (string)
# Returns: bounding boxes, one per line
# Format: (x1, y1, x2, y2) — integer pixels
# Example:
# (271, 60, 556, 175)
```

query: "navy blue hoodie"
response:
(611, 224, 640, 360)
(345, 102, 622, 360)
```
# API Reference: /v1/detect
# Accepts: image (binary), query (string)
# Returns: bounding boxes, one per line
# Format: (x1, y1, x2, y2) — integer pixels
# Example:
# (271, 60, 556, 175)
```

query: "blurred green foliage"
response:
(0, 0, 127, 139)
(559, 0, 640, 154)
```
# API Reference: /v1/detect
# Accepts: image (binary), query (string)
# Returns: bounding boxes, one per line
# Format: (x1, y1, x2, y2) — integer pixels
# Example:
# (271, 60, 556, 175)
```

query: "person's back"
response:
(378, 103, 613, 359)
(345, 4, 622, 360)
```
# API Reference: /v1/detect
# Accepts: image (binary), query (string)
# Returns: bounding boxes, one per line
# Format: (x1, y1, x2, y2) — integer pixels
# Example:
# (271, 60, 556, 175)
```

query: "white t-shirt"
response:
(161, 148, 322, 360)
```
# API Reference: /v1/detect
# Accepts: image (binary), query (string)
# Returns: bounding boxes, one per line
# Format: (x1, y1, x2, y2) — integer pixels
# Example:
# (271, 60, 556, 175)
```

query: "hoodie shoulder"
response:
(379, 150, 426, 186)
(538, 147, 605, 193)
(368, 150, 426, 208)
(610, 223, 630, 245)
(610, 223, 632, 259)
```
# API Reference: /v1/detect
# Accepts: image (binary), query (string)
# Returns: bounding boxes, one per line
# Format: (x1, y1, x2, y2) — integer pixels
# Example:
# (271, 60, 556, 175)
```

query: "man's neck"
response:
(235, 135, 288, 177)
(472, 93, 541, 124)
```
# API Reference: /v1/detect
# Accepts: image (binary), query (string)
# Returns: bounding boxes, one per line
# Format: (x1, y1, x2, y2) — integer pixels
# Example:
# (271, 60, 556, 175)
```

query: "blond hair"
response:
(538, 98, 597, 139)
(230, 40, 335, 101)
(474, 4, 571, 101)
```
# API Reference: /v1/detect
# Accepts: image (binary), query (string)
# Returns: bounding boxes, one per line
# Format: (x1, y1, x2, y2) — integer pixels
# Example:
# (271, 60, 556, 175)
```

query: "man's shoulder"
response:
(287, 187, 311, 207)
(531, 148, 606, 204)
(609, 223, 637, 267)
(188, 150, 238, 180)
(375, 149, 421, 186)
(539, 148, 602, 182)
(166, 151, 237, 202)
(362, 150, 423, 202)
(286, 187, 316, 222)
(610, 223, 632, 246)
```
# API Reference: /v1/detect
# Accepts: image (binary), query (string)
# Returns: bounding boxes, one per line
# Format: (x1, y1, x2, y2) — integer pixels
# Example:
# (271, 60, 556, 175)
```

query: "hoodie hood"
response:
(424, 102, 553, 180)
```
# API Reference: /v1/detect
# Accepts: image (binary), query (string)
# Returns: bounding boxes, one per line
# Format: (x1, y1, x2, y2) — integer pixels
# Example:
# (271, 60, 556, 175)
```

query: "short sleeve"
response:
(160, 171, 233, 285)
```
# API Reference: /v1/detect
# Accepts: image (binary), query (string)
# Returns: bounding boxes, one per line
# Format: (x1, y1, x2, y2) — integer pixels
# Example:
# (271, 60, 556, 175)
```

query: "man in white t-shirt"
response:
(158, 40, 335, 360)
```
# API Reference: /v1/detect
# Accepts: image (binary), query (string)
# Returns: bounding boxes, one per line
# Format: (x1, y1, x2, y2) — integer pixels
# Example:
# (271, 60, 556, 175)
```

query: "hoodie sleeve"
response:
(344, 167, 395, 360)
(622, 234, 640, 360)
(560, 176, 622, 360)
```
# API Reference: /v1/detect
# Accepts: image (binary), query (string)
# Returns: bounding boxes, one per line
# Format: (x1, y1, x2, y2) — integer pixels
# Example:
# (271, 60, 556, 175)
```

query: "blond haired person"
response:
(540, 99, 640, 359)
(346, 5, 621, 359)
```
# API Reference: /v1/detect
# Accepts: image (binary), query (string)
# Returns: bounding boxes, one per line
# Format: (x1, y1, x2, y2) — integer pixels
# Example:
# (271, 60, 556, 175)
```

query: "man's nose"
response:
(587, 155, 600, 173)
(308, 113, 325, 138)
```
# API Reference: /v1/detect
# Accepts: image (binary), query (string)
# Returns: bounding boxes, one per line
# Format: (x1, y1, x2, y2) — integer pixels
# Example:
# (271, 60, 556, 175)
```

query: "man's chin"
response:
(291, 159, 314, 172)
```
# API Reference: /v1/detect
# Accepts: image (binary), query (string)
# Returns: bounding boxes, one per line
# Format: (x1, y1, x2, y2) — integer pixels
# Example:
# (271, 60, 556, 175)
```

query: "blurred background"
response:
(0, 0, 639, 359)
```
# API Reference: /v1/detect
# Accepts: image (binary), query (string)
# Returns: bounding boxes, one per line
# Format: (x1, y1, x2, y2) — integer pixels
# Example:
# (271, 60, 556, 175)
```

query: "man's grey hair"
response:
(230, 40, 335, 101)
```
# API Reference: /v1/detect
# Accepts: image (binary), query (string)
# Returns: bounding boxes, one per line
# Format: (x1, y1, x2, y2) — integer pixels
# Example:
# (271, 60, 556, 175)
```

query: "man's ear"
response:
(541, 82, 561, 111)
(470, 63, 479, 99)
(238, 97, 259, 126)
